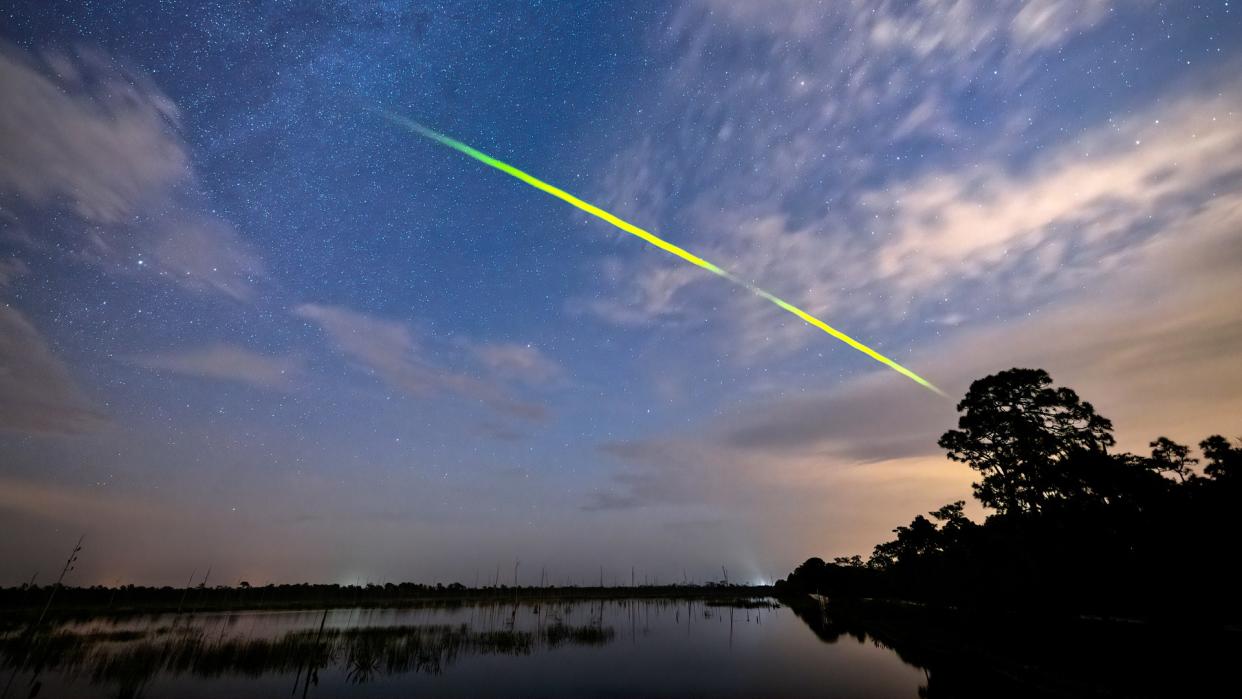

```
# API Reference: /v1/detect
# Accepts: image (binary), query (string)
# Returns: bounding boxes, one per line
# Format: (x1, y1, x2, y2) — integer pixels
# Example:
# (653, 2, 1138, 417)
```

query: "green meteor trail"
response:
(384, 112, 944, 396)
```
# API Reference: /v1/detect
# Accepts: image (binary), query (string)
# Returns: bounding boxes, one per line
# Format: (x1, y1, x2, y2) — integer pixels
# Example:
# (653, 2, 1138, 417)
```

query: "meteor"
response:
(384, 113, 944, 396)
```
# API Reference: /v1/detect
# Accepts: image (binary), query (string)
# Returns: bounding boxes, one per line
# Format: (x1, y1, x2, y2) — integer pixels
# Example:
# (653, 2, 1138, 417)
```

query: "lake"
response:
(1, 597, 931, 698)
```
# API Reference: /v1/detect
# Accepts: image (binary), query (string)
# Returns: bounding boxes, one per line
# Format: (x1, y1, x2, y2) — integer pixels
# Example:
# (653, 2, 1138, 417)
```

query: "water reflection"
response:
(782, 595, 1242, 699)
(1, 597, 928, 698)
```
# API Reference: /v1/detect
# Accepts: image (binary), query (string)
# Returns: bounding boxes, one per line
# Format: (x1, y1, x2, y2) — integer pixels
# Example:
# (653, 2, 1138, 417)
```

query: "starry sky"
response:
(2, 1, 1241, 587)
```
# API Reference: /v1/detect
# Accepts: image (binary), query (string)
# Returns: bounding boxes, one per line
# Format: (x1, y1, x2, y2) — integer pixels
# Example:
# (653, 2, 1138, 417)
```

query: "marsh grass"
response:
(703, 599, 781, 609)
(541, 622, 614, 647)
(0, 616, 620, 695)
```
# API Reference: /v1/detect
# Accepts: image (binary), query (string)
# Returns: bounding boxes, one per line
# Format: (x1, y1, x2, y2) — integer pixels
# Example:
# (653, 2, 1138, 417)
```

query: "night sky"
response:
(2, 1, 1240, 587)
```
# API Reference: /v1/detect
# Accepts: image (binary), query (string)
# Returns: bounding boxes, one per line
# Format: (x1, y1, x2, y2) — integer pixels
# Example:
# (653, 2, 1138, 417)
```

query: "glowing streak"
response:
(385, 112, 944, 396)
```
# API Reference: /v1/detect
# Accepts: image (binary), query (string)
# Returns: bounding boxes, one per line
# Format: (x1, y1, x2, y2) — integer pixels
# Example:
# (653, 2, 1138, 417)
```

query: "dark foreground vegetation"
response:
(3, 623, 605, 686)
(777, 367, 1242, 696)
(1, 613, 617, 697)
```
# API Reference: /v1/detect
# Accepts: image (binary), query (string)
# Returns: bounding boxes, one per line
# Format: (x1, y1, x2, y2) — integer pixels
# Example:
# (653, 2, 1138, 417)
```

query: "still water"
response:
(2, 598, 928, 698)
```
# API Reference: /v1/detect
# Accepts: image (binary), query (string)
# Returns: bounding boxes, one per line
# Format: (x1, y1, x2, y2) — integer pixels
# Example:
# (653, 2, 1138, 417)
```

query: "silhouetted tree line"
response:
(777, 368, 1242, 620)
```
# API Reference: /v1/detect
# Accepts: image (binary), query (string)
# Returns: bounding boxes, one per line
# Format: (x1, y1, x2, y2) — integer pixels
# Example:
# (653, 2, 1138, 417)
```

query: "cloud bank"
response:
(128, 344, 302, 390)
(0, 306, 105, 435)
(295, 303, 552, 421)
(0, 43, 261, 299)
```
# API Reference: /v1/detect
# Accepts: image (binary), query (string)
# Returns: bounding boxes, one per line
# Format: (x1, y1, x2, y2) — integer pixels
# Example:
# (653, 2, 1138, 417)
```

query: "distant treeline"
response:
(776, 368, 1242, 620)
(0, 582, 769, 620)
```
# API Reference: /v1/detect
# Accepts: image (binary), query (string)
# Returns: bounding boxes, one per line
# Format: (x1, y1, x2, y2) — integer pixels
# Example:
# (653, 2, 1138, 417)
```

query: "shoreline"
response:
(0, 584, 775, 622)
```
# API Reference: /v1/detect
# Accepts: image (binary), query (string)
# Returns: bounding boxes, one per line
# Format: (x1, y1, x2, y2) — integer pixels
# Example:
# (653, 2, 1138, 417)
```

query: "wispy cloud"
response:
(474, 421, 528, 443)
(0, 475, 167, 523)
(584, 441, 706, 512)
(869, 92, 1242, 308)
(295, 303, 549, 421)
(700, 88, 1242, 354)
(128, 344, 301, 390)
(0, 43, 262, 299)
(0, 306, 106, 435)
(1010, 0, 1113, 52)
(0, 257, 28, 288)
(698, 0, 1113, 52)
(472, 343, 566, 386)
(581, 1, 1239, 366)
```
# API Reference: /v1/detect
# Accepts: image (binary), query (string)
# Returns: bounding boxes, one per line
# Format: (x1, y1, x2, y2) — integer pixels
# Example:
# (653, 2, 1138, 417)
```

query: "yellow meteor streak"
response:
(384, 112, 944, 396)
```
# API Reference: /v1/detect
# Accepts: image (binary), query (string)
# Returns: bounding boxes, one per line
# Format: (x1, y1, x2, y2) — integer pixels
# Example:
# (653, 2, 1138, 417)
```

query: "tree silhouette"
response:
(937, 368, 1115, 514)
(778, 366, 1242, 632)
(1149, 437, 1197, 482)
(929, 501, 971, 532)
(1200, 435, 1242, 482)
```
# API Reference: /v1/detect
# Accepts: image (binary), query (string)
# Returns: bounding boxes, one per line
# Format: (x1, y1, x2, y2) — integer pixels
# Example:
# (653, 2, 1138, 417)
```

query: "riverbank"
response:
(0, 584, 774, 624)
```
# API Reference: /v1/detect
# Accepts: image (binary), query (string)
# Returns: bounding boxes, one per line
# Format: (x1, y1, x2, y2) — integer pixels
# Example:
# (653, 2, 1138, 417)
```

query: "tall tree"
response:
(1200, 435, 1242, 482)
(1149, 437, 1197, 482)
(938, 368, 1115, 514)
(929, 500, 975, 540)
